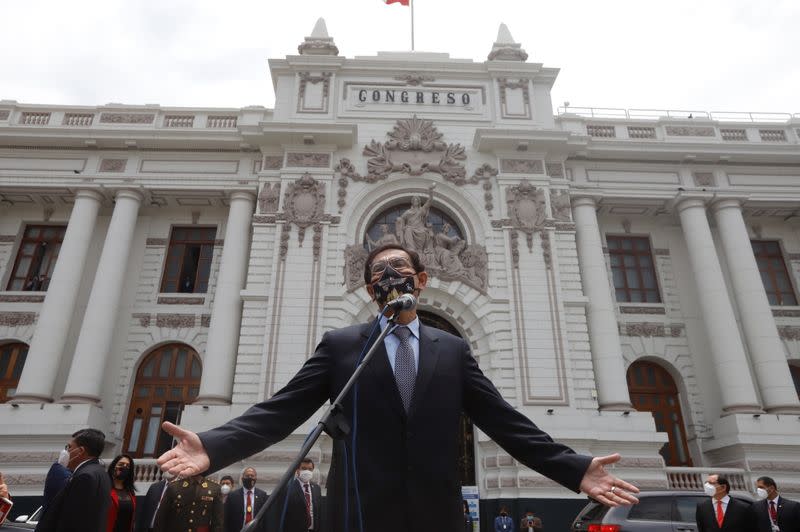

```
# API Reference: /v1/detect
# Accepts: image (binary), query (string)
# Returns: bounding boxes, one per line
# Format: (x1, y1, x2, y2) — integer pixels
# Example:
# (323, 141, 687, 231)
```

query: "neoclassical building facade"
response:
(1, 19, 800, 521)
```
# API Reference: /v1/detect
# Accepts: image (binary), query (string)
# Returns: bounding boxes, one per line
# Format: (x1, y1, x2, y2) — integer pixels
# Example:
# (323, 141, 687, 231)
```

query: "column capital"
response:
(228, 190, 257, 203)
(74, 188, 104, 203)
(114, 188, 145, 203)
(571, 195, 602, 209)
(710, 195, 749, 213)
(673, 195, 708, 213)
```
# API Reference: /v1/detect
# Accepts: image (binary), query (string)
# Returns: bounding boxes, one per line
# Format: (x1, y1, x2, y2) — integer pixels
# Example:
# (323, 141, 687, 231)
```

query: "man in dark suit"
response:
(133, 478, 168, 532)
(753, 476, 800, 532)
(35, 428, 111, 532)
(223, 467, 268, 532)
(696, 474, 754, 532)
(157, 244, 639, 532)
(268, 458, 324, 532)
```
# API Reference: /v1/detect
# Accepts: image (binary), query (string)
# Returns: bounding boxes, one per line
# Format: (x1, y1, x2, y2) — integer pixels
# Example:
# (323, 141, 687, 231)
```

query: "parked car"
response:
(571, 490, 754, 532)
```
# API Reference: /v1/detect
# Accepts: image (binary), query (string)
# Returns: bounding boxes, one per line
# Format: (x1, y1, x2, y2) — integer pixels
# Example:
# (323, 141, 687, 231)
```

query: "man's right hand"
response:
(156, 422, 211, 478)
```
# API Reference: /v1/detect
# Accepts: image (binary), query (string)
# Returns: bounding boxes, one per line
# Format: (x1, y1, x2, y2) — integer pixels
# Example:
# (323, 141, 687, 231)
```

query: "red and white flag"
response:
(383, 0, 409, 5)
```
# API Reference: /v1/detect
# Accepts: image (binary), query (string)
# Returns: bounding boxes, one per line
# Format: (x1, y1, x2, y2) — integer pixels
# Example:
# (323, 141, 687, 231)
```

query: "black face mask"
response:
(242, 478, 256, 490)
(114, 467, 130, 481)
(371, 265, 416, 306)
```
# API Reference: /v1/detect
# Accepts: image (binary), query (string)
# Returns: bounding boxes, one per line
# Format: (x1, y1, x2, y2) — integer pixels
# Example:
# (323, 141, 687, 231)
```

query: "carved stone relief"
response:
(286, 153, 330, 168)
(132, 313, 151, 327)
(0, 312, 36, 326)
(394, 73, 435, 86)
(0, 294, 45, 303)
(0, 111, 9, 121)
(344, 193, 489, 292)
(258, 182, 281, 213)
(99, 113, 155, 124)
(501, 159, 544, 174)
(622, 322, 684, 337)
(497, 78, 530, 104)
(692, 172, 716, 187)
(665, 126, 715, 137)
(99, 158, 127, 172)
(550, 190, 572, 222)
(298, 72, 332, 98)
(283, 173, 326, 248)
(155, 314, 196, 329)
(263, 156, 283, 170)
(507, 181, 546, 249)
(545, 162, 564, 178)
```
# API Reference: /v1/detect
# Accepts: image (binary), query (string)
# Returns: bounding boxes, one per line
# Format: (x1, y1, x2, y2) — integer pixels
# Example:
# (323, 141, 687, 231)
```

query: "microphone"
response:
(385, 293, 417, 312)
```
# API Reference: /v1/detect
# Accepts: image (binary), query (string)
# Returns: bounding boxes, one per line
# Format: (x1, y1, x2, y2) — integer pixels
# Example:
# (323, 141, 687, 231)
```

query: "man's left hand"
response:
(579, 453, 639, 506)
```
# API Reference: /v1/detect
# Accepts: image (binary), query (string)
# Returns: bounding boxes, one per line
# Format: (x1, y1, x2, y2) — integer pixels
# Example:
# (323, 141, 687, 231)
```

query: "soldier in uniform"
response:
(153, 475, 223, 532)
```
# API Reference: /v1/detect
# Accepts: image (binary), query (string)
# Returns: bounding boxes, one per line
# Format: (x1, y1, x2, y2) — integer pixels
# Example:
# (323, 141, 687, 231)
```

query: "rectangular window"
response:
(159, 226, 217, 293)
(752, 240, 797, 305)
(6, 225, 67, 291)
(607, 235, 662, 303)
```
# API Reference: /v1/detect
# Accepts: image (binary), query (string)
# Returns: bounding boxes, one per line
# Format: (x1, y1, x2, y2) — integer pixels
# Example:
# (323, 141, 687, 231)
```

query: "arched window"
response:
(124, 344, 201, 458)
(364, 203, 463, 250)
(417, 310, 475, 487)
(627, 360, 692, 467)
(0, 342, 28, 402)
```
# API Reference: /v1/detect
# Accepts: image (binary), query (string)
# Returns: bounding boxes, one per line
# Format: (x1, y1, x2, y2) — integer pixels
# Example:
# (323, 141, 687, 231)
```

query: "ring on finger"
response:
(610, 486, 617, 493)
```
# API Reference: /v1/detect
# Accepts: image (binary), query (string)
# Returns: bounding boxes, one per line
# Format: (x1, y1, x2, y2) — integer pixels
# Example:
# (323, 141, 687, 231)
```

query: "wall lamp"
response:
(546, 409, 554, 415)
(622, 411, 630, 416)
(752, 414, 761, 419)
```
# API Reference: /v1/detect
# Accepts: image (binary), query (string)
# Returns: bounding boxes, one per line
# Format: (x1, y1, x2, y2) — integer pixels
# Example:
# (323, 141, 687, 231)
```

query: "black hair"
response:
(362, 244, 425, 285)
(717, 476, 731, 494)
(220, 475, 234, 484)
(107, 454, 137, 493)
(300, 457, 314, 467)
(71, 428, 106, 458)
(757, 476, 777, 489)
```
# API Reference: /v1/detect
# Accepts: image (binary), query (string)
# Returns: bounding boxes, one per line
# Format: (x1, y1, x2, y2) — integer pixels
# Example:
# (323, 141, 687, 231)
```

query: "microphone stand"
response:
(241, 307, 402, 532)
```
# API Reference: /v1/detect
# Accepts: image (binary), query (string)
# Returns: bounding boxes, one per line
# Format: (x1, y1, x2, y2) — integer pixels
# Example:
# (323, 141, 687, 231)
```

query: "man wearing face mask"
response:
(157, 244, 639, 532)
(133, 476, 169, 532)
(35, 428, 111, 532)
(696, 474, 754, 531)
(40, 447, 73, 515)
(224, 467, 267, 532)
(267, 458, 323, 532)
(494, 506, 513, 532)
(219, 475, 235, 503)
(752, 476, 800, 532)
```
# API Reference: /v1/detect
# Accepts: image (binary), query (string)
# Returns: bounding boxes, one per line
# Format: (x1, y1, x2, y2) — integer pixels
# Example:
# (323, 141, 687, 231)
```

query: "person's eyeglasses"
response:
(370, 256, 414, 275)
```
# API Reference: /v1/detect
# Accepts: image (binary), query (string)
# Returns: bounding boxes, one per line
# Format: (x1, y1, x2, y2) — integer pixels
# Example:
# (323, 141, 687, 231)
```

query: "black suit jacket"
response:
(35, 458, 111, 532)
(134, 479, 167, 532)
(266, 479, 324, 532)
(696, 497, 755, 532)
(224, 486, 268, 532)
(753, 496, 800, 532)
(199, 322, 592, 532)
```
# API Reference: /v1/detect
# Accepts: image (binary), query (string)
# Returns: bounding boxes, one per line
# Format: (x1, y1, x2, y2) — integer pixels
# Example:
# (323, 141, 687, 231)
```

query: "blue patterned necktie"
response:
(393, 326, 416, 412)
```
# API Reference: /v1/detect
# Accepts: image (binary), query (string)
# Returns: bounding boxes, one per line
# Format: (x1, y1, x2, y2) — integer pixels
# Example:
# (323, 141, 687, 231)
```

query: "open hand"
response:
(155, 422, 211, 478)
(579, 454, 639, 506)
(0, 472, 9, 499)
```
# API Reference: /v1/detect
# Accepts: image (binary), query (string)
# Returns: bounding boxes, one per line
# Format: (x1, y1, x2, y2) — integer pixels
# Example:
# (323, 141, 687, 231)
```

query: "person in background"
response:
(42, 448, 72, 514)
(224, 467, 267, 532)
(133, 477, 169, 532)
(153, 474, 223, 532)
(267, 458, 322, 532)
(0, 472, 12, 527)
(35, 428, 111, 532)
(463, 500, 473, 532)
(495, 505, 513, 532)
(752, 476, 800, 532)
(695, 474, 754, 532)
(220, 475, 235, 504)
(519, 509, 543, 532)
(106, 455, 137, 532)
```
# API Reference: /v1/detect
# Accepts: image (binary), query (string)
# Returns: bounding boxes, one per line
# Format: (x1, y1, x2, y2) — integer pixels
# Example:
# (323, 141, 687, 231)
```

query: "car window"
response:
(574, 500, 608, 523)
(675, 496, 706, 523)
(628, 496, 673, 521)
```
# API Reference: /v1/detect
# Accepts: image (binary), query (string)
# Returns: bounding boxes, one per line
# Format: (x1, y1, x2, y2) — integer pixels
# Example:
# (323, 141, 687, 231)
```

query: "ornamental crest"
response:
(361, 115, 466, 181)
(283, 173, 325, 247)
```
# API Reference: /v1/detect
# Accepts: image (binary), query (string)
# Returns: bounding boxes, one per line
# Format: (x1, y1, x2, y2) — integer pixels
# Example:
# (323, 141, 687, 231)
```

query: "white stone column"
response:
(196, 191, 255, 404)
(13, 190, 103, 403)
(61, 189, 143, 403)
(676, 197, 762, 413)
(572, 196, 633, 410)
(712, 199, 800, 413)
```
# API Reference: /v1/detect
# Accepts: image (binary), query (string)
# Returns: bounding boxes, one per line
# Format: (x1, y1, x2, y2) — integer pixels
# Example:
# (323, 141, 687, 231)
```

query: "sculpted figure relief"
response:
(347, 186, 489, 292)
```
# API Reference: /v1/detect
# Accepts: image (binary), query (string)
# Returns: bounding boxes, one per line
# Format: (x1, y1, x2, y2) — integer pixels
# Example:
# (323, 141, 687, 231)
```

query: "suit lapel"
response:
(362, 322, 406, 418)
(409, 324, 440, 418)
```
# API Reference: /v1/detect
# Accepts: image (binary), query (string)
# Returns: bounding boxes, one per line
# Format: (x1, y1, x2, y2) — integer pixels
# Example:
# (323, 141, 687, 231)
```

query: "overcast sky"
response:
(2, 0, 798, 116)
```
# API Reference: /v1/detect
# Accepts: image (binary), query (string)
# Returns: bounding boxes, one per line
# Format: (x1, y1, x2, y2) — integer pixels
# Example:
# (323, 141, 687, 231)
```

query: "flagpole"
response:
(410, 0, 415, 51)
